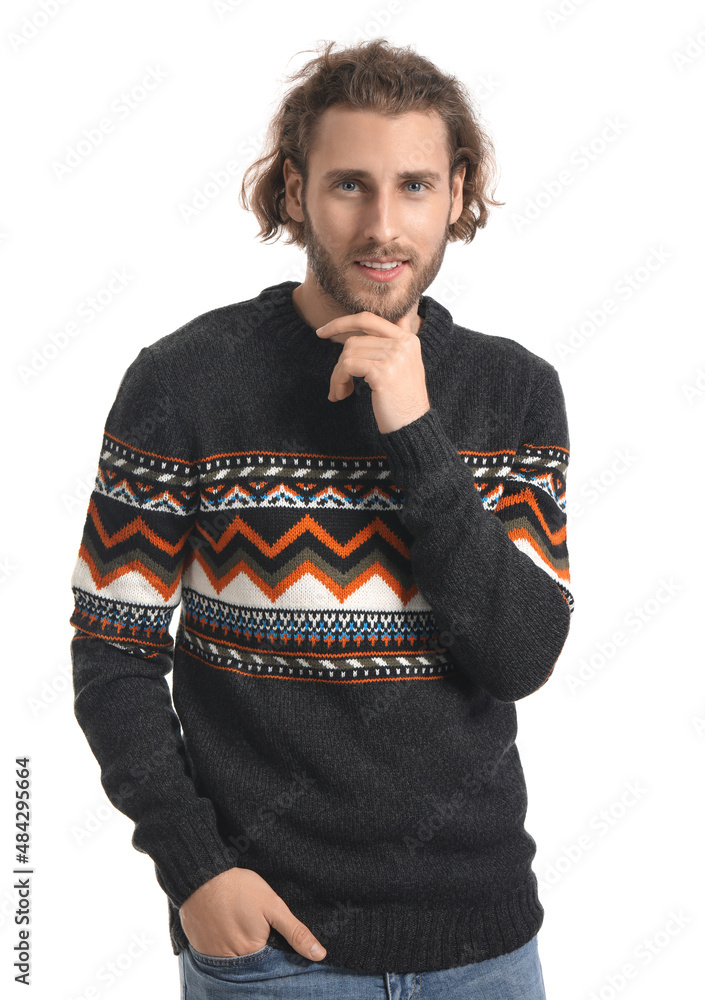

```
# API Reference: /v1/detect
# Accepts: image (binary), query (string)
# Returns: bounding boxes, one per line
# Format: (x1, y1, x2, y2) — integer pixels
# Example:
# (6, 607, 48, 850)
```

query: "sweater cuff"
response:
(377, 406, 462, 497)
(147, 807, 239, 910)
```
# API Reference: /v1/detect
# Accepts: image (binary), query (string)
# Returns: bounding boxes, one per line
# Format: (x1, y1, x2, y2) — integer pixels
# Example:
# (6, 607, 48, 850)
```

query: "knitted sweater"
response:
(69, 279, 573, 974)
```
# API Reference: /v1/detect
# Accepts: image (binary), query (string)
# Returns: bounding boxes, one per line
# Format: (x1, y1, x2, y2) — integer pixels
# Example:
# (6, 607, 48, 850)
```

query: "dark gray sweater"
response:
(69, 279, 573, 973)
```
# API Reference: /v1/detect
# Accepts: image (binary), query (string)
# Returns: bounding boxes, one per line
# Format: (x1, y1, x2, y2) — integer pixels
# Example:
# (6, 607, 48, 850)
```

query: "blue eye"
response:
(337, 180, 428, 193)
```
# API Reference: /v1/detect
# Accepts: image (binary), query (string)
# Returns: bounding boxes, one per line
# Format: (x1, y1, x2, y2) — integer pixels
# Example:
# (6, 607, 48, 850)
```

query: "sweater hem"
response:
(167, 875, 543, 973)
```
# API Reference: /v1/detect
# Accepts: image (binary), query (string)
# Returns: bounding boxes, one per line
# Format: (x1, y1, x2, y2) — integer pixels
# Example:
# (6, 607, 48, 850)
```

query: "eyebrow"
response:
(321, 168, 444, 185)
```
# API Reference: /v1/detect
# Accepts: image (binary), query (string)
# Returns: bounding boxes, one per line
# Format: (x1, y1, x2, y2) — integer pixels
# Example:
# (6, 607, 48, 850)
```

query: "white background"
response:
(2, 1, 704, 998)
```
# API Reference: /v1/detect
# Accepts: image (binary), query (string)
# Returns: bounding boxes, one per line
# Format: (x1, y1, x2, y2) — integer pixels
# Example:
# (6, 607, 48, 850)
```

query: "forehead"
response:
(308, 106, 450, 171)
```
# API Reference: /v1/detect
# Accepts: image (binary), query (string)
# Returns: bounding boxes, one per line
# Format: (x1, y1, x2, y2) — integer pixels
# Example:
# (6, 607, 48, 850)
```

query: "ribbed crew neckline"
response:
(260, 280, 455, 374)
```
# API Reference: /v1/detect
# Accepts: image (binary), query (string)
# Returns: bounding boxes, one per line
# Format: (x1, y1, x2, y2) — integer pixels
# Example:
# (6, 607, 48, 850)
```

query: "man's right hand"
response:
(178, 867, 327, 962)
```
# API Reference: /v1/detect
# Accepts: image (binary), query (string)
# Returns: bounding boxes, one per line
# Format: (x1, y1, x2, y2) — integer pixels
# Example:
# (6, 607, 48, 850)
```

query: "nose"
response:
(361, 186, 401, 247)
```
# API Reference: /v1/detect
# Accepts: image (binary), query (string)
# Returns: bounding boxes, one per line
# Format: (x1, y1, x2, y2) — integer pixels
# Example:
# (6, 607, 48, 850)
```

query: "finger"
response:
(317, 311, 407, 340)
(328, 347, 390, 400)
(328, 372, 354, 401)
(266, 899, 327, 961)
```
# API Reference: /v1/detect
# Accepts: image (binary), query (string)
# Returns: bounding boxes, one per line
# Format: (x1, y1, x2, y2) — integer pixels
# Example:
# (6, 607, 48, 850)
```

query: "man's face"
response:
(290, 107, 464, 324)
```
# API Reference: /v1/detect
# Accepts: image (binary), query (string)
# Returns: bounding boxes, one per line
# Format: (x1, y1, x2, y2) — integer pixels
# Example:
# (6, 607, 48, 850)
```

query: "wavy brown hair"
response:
(239, 38, 504, 247)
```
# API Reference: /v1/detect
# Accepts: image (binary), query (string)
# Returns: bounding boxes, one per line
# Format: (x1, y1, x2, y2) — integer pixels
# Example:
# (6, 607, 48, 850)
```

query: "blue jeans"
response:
(178, 935, 546, 999)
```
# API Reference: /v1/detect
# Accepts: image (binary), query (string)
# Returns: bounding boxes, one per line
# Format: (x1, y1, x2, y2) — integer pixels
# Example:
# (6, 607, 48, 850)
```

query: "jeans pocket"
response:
(188, 942, 273, 967)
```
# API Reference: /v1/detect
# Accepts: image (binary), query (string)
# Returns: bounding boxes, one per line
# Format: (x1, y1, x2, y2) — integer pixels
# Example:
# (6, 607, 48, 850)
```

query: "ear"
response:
(449, 163, 466, 226)
(283, 158, 305, 223)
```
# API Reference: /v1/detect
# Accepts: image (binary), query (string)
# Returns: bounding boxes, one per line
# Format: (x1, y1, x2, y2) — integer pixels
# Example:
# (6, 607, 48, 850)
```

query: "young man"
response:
(69, 38, 572, 998)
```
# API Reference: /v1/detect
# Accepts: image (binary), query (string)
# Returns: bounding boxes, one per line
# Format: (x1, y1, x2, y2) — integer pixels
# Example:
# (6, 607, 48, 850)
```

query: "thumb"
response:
(265, 898, 327, 962)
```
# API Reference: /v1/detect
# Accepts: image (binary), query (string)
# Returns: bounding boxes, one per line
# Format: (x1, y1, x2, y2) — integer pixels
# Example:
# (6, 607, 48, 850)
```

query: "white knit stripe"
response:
(181, 559, 434, 611)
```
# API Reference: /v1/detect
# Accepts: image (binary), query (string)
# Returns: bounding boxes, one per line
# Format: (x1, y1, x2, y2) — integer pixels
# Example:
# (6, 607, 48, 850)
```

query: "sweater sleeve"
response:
(69, 346, 237, 910)
(377, 361, 573, 702)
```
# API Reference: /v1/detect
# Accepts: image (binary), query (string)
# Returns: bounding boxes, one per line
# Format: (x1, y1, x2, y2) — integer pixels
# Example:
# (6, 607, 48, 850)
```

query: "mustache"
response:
(348, 252, 414, 263)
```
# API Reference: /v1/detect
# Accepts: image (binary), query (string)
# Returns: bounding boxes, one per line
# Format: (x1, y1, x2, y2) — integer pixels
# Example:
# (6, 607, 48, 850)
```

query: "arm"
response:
(377, 361, 573, 702)
(70, 346, 236, 910)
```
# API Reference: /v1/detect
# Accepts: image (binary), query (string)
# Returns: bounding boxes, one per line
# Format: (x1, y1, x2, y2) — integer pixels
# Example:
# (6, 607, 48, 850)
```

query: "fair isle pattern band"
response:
(69, 431, 198, 652)
(71, 628, 155, 657)
(96, 433, 198, 516)
(181, 588, 447, 656)
(71, 587, 178, 650)
(71, 435, 572, 663)
(179, 625, 457, 680)
(495, 442, 573, 614)
(188, 444, 572, 615)
(502, 443, 569, 510)
(196, 450, 513, 514)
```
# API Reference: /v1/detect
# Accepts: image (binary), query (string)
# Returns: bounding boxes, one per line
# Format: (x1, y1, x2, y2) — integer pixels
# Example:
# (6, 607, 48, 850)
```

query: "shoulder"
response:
(452, 320, 556, 388)
(146, 294, 262, 363)
(132, 291, 275, 401)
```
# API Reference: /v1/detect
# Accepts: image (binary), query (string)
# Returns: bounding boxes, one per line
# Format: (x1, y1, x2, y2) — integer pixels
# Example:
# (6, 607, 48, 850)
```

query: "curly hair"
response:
(239, 38, 504, 247)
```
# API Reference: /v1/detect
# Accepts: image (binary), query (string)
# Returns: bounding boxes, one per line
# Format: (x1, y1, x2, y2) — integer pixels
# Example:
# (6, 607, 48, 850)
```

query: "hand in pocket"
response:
(179, 867, 327, 962)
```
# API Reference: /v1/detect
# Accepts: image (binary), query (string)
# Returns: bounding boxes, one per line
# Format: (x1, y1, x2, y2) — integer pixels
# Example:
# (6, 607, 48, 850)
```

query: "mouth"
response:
(353, 259, 409, 282)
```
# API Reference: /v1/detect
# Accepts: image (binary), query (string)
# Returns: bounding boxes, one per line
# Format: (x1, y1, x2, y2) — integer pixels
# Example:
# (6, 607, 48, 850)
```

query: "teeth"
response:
(359, 261, 404, 270)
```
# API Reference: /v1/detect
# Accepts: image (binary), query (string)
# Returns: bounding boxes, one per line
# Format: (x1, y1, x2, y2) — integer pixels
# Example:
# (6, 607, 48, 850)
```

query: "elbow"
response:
(483, 601, 572, 703)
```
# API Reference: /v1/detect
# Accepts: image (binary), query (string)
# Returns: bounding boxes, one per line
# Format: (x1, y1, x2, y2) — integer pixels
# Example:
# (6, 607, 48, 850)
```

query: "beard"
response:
(300, 195, 452, 325)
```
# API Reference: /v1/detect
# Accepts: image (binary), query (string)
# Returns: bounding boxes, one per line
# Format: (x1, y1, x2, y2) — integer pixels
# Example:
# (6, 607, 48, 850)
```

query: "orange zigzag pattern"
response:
(78, 546, 182, 602)
(498, 488, 570, 583)
(504, 530, 571, 583)
(78, 487, 568, 602)
(195, 514, 409, 559)
(188, 514, 414, 603)
(185, 552, 418, 604)
(79, 499, 191, 600)
(86, 498, 192, 555)
(496, 487, 567, 545)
